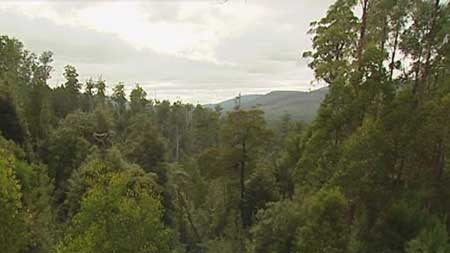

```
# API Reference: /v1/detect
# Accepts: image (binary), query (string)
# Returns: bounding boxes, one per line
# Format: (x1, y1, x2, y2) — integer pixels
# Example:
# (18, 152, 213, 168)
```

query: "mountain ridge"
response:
(205, 87, 328, 122)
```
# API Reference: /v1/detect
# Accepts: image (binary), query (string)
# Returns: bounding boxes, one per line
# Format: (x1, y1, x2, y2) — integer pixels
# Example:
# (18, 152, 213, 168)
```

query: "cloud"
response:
(0, 0, 333, 104)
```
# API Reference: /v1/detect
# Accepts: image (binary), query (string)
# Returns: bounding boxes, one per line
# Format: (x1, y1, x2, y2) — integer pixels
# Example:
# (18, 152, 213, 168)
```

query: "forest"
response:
(0, 0, 450, 252)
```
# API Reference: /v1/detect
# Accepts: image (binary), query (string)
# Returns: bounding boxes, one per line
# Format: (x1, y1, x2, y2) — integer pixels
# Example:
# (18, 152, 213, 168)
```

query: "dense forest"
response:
(1, 0, 450, 252)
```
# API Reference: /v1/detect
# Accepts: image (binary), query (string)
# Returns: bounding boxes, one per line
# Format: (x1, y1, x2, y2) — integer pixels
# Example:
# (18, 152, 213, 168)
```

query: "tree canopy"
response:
(0, 1, 449, 252)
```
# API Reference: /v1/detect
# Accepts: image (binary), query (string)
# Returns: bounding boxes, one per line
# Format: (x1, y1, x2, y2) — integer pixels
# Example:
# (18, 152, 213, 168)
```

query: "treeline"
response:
(1, 0, 450, 252)
(0, 32, 300, 252)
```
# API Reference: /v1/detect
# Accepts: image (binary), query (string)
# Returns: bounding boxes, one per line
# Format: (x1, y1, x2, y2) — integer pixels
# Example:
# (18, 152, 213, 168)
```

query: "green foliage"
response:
(220, 109, 272, 152)
(406, 218, 450, 253)
(249, 199, 302, 253)
(0, 83, 26, 143)
(112, 83, 127, 113)
(1, 1, 450, 251)
(51, 65, 82, 118)
(112, 83, 128, 135)
(220, 109, 273, 227)
(205, 238, 234, 253)
(243, 167, 279, 226)
(0, 144, 29, 253)
(124, 113, 165, 173)
(58, 170, 171, 253)
(293, 1, 450, 252)
(63, 65, 81, 94)
(45, 111, 93, 194)
(15, 162, 55, 253)
(0, 137, 54, 253)
(358, 200, 426, 253)
(303, 0, 357, 84)
(295, 188, 350, 253)
(129, 84, 149, 114)
(192, 104, 220, 153)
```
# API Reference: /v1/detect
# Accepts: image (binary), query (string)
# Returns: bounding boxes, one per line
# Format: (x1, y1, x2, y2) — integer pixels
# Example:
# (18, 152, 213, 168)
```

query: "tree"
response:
(45, 111, 93, 206)
(303, 0, 358, 85)
(129, 84, 149, 114)
(14, 160, 55, 253)
(168, 101, 191, 161)
(192, 105, 220, 153)
(1, 3, 449, 251)
(26, 51, 54, 143)
(58, 169, 171, 253)
(164, 163, 206, 250)
(0, 83, 26, 143)
(249, 199, 302, 253)
(295, 188, 350, 253)
(219, 109, 272, 227)
(406, 218, 450, 253)
(94, 78, 106, 105)
(124, 113, 165, 173)
(0, 35, 24, 83)
(112, 83, 126, 113)
(243, 167, 279, 227)
(0, 146, 29, 253)
(62, 65, 82, 114)
(82, 78, 95, 112)
(297, 1, 450, 253)
(400, 0, 445, 106)
(112, 83, 127, 135)
(155, 100, 171, 137)
(63, 65, 81, 94)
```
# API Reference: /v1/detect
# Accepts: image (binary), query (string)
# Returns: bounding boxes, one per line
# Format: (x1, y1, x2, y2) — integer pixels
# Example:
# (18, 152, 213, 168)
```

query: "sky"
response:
(0, 0, 333, 104)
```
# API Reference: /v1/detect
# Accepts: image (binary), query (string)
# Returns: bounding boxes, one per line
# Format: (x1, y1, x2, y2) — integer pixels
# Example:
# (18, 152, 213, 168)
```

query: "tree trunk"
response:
(240, 139, 247, 226)
(379, 18, 388, 70)
(389, 24, 400, 80)
(177, 189, 202, 243)
(355, 0, 370, 70)
(415, 0, 440, 105)
(175, 126, 180, 161)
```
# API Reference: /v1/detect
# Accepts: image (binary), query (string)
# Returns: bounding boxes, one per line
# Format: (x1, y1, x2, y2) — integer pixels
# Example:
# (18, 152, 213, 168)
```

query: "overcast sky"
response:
(0, 0, 333, 104)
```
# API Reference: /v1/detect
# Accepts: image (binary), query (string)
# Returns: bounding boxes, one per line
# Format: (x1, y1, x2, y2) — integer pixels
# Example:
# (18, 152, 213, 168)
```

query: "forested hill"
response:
(1, 0, 450, 253)
(205, 87, 327, 122)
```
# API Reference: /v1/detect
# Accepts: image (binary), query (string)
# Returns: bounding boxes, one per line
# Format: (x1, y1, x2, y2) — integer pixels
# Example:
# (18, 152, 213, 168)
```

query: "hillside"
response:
(205, 87, 328, 122)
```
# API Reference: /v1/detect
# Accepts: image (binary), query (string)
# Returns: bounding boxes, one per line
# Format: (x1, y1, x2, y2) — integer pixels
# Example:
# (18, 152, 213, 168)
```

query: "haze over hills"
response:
(205, 87, 328, 122)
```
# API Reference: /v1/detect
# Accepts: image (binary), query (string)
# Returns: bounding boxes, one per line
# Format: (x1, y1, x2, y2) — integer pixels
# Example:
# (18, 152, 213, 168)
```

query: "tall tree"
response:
(129, 84, 149, 114)
(94, 78, 106, 105)
(219, 109, 272, 227)
(112, 83, 127, 136)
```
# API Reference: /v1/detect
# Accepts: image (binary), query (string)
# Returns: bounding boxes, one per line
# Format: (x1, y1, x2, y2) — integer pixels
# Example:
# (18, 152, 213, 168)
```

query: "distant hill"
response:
(205, 87, 328, 122)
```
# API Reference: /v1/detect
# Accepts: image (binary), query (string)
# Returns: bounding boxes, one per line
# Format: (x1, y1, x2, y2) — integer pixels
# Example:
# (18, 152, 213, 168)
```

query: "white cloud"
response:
(0, 0, 333, 104)
(1, 1, 265, 63)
